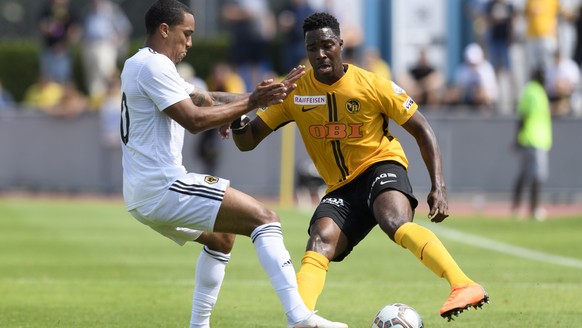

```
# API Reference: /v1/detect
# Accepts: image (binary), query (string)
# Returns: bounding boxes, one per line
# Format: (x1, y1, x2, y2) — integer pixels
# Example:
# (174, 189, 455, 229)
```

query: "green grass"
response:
(1, 198, 581, 327)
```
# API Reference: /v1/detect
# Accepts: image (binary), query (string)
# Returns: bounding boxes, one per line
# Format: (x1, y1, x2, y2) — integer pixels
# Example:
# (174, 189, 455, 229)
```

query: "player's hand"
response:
(280, 65, 305, 93)
(248, 79, 289, 109)
(427, 186, 449, 223)
(218, 123, 231, 139)
(221, 115, 250, 139)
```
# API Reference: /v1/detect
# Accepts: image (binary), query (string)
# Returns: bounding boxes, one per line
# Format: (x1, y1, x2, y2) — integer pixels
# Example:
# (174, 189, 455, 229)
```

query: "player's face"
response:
(305, 27, 344, 85)
(167, 12, 194, 64)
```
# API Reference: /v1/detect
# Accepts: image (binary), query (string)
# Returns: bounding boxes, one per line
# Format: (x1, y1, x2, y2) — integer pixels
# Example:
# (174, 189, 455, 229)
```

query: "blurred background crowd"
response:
(1, 0, 582, 117)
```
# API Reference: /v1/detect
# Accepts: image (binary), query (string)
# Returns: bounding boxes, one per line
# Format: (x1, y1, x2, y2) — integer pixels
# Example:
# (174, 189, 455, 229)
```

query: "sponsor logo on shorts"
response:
(204, 176, 219, 184)
(380, 179, 397, 185)
(372, 173, 397, 187)
(321, 197, 345, 207)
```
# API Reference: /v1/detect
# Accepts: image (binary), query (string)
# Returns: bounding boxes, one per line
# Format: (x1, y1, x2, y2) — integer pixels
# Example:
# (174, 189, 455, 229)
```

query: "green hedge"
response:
(0, 40, 40, 102)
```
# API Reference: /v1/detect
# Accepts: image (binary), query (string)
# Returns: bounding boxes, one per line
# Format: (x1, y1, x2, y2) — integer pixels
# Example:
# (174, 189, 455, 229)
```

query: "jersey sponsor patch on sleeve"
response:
(391, 81, 405, 95)
(402, 97, 415, 111)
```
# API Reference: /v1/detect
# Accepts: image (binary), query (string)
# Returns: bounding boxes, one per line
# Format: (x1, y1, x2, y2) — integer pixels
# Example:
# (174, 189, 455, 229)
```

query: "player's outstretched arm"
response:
(173, 65, 304, 136)
(189, 88, 248, 107)
(189, 90, 249, 139)
(189, 65, 304, 108)
(222, 65, 305, 139)
(165, 80, 288, 134)
(402, 111, 449, 222)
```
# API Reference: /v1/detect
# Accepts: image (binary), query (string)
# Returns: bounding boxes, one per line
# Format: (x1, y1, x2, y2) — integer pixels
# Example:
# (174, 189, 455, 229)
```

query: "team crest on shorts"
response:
(345, 99, 360, 114)
(204, 176, 219, 184)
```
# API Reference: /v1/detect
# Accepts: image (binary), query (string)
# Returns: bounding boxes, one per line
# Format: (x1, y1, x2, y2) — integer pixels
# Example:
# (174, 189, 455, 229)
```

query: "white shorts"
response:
(129, 173, 230, 246)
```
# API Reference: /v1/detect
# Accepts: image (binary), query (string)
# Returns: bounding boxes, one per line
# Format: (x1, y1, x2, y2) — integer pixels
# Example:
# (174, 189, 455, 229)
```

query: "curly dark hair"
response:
(145, 0, 193, 35)
(302, 12, 341, 38)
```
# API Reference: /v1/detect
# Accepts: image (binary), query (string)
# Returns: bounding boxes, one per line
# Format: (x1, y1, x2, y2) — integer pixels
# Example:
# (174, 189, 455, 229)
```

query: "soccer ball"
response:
(371, 303, 424, 328)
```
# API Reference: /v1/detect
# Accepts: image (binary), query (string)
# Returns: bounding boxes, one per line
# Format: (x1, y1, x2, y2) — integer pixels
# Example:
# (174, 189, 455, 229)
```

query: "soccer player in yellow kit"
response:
(231, 12, 489, 320)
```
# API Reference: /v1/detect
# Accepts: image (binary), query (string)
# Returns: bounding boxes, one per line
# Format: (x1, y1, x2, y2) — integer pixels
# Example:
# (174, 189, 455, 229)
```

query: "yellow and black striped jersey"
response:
(257, 64, 418, 193)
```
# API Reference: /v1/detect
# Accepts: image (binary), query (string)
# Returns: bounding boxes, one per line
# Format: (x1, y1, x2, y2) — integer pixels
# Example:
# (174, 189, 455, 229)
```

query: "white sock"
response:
(189, 246, 230, 328)
(250, 222, 311, 324)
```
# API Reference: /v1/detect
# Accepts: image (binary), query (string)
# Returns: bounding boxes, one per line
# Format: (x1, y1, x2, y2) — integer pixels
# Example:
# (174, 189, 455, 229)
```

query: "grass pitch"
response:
(1, 197, 581, 327)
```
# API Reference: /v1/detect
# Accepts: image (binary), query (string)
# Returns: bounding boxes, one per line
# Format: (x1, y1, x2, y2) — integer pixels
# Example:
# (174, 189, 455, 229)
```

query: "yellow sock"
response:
(394, 222, 474, 287)
(296, 251, 329, 311)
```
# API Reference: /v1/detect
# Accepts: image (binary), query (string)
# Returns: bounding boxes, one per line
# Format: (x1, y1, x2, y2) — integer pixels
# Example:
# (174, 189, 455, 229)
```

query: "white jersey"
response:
(120, 47, 195, 210)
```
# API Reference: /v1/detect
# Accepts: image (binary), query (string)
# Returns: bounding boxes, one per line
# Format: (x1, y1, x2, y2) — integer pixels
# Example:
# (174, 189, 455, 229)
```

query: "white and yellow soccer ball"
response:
(371, 303, 424, 328)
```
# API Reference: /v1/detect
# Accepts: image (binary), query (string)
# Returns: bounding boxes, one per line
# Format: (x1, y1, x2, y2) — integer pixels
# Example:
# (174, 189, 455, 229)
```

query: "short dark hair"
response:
(302, 12, 340, 38)
(145, 0, 193, 35)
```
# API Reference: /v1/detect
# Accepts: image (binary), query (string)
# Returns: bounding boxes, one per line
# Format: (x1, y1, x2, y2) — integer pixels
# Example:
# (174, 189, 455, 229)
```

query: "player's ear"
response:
(339, 39, 344, 49)
(160, 23, 170, 38)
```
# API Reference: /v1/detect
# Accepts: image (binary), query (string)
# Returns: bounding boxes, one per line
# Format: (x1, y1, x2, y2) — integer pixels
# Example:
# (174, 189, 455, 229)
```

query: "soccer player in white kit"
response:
(119, 0, 347, 327)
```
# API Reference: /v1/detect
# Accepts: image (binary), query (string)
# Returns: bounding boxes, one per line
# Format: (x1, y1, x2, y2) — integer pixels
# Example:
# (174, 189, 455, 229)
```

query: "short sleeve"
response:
(138, 55, 191, 111)
(377, 79, 418, 125)
(256, 101, 293, 130)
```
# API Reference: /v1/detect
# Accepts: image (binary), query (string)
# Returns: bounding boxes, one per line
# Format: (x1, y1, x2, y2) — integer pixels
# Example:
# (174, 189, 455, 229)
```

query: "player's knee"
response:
(379, 216, 411, 241)
(256, 207, 280, 225)
(205, 233, 236, 254)
(307, 219, 342, 258)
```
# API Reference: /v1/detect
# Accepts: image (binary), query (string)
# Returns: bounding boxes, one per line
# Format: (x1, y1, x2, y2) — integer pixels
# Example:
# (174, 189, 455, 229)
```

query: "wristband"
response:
(230, 117, 242, 130)
(231, 115, 249, 135)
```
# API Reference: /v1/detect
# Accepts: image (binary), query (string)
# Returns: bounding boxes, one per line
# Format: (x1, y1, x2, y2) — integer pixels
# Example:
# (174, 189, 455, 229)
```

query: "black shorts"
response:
(309, 161, 418, 262)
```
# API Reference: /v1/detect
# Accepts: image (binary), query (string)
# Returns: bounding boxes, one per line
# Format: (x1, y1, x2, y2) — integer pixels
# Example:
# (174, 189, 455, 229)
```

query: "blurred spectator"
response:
(556, 0, 578, 58)
(98, 73, 122, 148)
(483, 0, 516, 76)
(445, 43, 499, 110)
(277, 0, 314, 73)
(22, 74, 64, 111)
(466, 0, 491, 46)
(397, 47, 445, 106)
(221, 0, 275, 91)
(37, 0, 80, 85)
(56, 82, 89, 118)
(176, 62, 208, 91)
(81, 0, 132, 105)
(511, 67, 552, 221)
(206, 62, 246, 95)
(0, 80, 15, 112)
(545, 49, 580, 116)
(483, 0, 517, 112)
(524, 0, 561, 72)
(572, 4, 582, 68)
(323, 0, 364, 64)
(98, 74, 122, 193)
(195, 62, 246, 175)
(23, 75, 87, 118)
(361, 48, 391, 81)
